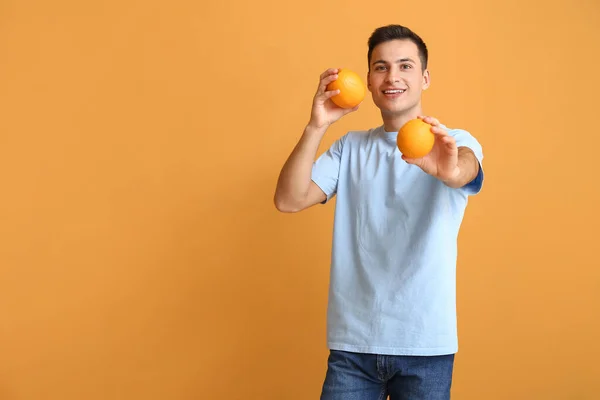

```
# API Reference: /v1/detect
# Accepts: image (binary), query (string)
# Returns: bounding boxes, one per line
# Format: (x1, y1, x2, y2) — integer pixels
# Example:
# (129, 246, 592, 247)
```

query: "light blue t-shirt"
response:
(311, 124, 484, 356)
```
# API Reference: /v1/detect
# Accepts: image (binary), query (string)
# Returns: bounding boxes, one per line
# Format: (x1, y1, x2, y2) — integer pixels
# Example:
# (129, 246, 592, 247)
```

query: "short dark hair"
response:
(367, 25, 429, 71)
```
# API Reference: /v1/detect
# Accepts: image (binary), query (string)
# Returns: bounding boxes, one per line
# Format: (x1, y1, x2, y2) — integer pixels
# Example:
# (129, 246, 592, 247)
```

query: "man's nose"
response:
(385, 72, 400, 84)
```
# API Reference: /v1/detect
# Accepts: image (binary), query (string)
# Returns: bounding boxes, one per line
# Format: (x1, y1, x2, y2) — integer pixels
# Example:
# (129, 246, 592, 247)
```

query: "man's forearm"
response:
(443, 147, 480, 189)
(274, 124, 327, 205)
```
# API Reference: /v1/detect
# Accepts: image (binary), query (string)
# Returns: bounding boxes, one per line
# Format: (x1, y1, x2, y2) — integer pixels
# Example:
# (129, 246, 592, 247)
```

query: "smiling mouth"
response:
(383, 89, 406, 94)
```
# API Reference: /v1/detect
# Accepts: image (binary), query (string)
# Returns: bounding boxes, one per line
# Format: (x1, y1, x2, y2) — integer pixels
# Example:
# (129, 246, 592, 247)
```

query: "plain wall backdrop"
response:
(1, 0, 599, 399)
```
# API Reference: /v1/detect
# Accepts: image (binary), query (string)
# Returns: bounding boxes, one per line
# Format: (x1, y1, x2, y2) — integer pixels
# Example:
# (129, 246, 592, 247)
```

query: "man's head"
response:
(366, 25, 430, 121)
(367, 25, 428, 71)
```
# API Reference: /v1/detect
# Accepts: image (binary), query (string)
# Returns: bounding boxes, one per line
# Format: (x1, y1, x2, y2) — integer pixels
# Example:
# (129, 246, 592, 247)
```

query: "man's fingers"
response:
(418, 115, 441, 126)
(439, 135, 457, 151)
(313, 89, 339, 107)
(317, 68, 338, 90)
(318, 73, 339, 94)
(431, 125, 448, 136)
(320, 89, 340, 100)
(320, 68, 339, 80)
(401, 155, 421, 165)
(427, 117, 441, 126)
(321, 74, 338, 91)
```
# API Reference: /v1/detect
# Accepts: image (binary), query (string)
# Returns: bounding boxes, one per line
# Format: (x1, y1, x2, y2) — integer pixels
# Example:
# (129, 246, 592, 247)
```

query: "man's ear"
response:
(422, 69, 431, 90)
(367, 71, 372, 92)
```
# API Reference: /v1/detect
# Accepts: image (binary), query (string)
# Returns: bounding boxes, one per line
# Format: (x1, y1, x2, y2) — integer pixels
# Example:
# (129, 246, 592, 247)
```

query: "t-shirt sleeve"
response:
(450, 128, 485, 195)
(311, 135, 346, 204)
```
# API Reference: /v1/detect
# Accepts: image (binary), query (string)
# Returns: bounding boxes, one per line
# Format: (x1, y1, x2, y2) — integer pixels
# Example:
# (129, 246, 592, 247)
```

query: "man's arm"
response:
(274, 125, 328, 213)
(401, 116, 484, 193)
(441, 146, 480, 189)
(274, 67, 360, 213)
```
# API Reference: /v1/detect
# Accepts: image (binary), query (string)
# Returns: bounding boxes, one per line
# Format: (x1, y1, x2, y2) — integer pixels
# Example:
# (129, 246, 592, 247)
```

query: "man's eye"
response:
(376, 66, 387, 71)
(401, 64, 412, 69)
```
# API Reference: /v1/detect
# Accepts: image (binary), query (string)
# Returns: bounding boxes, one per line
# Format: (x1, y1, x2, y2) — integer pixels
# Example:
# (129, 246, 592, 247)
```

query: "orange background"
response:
(1, 0, 599, 399)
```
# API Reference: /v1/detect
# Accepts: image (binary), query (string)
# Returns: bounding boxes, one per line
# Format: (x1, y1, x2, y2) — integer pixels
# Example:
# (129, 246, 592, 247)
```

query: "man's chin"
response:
(375, 100, 418, 116)
(380, 106, 408, 117)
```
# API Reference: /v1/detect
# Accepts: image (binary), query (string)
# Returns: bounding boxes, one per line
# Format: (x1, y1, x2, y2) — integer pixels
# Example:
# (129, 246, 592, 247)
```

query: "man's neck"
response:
(381, 106, 422, 133)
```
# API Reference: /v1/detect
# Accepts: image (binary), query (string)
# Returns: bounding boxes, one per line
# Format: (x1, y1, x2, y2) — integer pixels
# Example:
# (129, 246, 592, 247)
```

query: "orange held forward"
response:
(397, 118, 435, 158)
(326, 68, 366, 109)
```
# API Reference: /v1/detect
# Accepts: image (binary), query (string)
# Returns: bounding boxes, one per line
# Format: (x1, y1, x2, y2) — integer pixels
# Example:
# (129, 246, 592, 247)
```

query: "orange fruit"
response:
(326, 68, 366, 109)
(397, 118, 435, 158)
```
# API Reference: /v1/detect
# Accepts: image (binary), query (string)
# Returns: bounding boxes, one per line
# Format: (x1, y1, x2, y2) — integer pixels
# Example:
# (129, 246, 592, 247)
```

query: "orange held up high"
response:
(326, 68, 366, 109)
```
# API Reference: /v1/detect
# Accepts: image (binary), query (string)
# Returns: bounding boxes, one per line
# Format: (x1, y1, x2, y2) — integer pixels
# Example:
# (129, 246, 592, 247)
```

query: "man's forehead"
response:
(372, 40, 419, 57)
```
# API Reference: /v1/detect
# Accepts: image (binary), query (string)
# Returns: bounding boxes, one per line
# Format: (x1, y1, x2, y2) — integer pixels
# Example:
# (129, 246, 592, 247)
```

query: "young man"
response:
(274, 24, 484, 400)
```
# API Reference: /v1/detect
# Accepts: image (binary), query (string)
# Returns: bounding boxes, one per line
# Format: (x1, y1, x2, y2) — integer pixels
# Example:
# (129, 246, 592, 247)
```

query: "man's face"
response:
(367, 39, 430, 117)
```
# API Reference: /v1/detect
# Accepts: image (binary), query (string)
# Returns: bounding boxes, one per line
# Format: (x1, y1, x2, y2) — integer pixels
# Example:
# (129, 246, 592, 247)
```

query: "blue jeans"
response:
(320, 350, 455, 400)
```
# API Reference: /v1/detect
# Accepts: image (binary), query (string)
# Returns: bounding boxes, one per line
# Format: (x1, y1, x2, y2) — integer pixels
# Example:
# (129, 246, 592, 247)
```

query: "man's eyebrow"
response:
(372, 58, 416, 65)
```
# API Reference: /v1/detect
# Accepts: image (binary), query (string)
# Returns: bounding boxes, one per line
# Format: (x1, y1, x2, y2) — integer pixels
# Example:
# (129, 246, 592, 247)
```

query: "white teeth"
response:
(384, 89, 405, 94)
